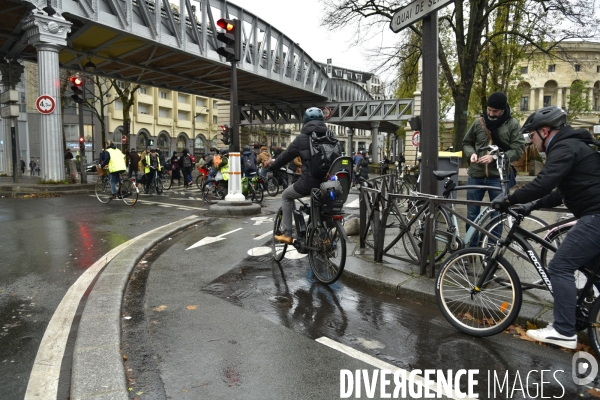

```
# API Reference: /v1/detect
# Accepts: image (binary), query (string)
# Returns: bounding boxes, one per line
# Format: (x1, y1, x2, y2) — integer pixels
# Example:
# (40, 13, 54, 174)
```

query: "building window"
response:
(521, 66, 528, 74)
(356, 74, 362, 81)
(117, 81, 126, 89)
(213, 100, 218, 109)
(196, 98, 206, 107)
(159, 107, 170, 118)
(114, 100, 123, 110)
(213, 115, 218, 125)
(548, 64, 555, 72)
(543, 95, 551, 107)
(178, 111, 189, 120)
(177, 94, 189, 103)
(520, 96, 529, 111)
(139, 86, 147, 95)
(138, 103, 150, 115)
(64, 124, 79, 141)
(575, 64, 581, 72)
(195, 114, 206, 123)
(159, 91, 168, 99)
(597, 65, 600, 73)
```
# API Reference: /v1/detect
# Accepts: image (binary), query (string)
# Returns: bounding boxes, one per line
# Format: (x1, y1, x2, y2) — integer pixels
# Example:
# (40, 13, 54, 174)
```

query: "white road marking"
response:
(24, 216, 200, 400)
(345, 198, 360, 208)
(247, 246, 272, 256)
(254, 231, 273, 241)
(315, 337, 469, 400)
(186, 227, 243, 250)
(250, 216, 273, 226)
(135, 199, 206, 211)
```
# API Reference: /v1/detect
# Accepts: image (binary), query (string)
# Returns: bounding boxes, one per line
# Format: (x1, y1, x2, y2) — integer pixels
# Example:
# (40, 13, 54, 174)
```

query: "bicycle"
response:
(143, 169, 164, 194)
(271, 157, 353, 284)
(201, 176, 228, 204)
(95, 171, 138, 206)
(435, 207, 600, 348)
(265, 171, 279, 197)
(195, 164, 210, 190)
(241, 172, 265, 203)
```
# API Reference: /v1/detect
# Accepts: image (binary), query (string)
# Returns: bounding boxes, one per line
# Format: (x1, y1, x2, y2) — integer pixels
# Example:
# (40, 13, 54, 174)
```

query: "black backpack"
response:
(243, 154, 255, 171)
(182, 155, 191, 168)
(309, 130, 342, 180)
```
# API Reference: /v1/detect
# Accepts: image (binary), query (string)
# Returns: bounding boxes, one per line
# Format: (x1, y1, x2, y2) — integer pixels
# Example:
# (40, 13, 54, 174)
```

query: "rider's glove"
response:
(491, 193, 511, 212)
(515, 201, 538, 216)
(267, 163, 278, 172)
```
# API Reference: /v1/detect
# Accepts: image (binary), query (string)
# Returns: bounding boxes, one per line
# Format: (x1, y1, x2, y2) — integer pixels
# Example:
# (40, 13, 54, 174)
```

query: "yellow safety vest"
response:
(144, 154, 162, 174)
(106, 148, 126, 173)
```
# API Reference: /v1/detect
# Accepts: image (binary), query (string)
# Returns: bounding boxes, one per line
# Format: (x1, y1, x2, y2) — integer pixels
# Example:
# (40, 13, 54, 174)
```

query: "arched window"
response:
(176, 135, 188, 152)
(157, 132, 170, 153)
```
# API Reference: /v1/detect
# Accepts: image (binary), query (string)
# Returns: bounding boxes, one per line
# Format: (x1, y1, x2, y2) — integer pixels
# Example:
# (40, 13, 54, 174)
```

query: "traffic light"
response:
(70, 76, 84, 104)
(79, 136, 85, 152)
(220, 124, 231, 145)
(148, 139, 154, 146)
(216, 18, 241, 63)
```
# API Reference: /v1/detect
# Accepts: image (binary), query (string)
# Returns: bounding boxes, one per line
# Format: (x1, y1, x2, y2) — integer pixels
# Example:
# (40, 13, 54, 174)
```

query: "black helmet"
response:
(243, 145, 251, 152)
(219, 147, 229, 155)
(521, 106, 567, 133)
(303, 107, 324, 124)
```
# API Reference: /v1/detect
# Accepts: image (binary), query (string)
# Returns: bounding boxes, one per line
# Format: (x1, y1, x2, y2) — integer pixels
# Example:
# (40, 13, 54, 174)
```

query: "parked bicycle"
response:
(435, 206, 600, 358)
(95, 172, 138, 206)
(241, 172, 265, 203)
(271, 157, 353, 284)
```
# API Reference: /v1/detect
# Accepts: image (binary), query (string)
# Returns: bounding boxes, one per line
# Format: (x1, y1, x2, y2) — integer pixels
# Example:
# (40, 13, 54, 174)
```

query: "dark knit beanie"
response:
(487, 92, 508, 110)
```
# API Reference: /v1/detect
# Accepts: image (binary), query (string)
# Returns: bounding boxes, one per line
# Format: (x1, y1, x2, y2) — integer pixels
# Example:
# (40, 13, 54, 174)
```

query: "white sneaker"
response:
(526, 324, 577, 349)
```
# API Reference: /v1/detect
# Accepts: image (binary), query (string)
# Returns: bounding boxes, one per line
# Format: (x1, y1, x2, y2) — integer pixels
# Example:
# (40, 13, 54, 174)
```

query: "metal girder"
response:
(239, 99, 414, 133)
(3, 0, 372, 104)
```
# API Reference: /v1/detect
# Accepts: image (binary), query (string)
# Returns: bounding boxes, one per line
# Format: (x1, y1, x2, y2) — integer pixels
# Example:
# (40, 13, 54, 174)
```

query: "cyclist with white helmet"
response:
(492, 105, 600, 349)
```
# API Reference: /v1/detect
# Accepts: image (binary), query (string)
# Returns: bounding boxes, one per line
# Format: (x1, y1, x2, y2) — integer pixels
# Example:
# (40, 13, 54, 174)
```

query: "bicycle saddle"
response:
(433, 170, 457, 180)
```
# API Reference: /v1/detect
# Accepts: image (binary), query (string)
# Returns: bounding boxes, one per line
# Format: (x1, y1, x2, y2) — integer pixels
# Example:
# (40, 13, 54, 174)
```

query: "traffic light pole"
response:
(226, 61, 244, 201)
(79, 79, 87, 183)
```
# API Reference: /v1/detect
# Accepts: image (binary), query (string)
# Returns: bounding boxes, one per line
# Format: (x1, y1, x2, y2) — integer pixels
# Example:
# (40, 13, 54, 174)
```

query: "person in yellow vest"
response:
(143, 148, 162, 194)
(101, 141, 127, 199)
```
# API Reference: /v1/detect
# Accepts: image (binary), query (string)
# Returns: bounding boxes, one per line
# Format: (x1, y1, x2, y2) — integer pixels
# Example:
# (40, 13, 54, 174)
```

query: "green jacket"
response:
(462, 116, 524, 178)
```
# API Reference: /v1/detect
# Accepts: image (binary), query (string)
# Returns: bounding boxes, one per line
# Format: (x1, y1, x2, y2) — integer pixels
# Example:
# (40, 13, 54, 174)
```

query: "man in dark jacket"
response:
(492, 106, 600, 350)
(128, 148, 140, 180)
(268, 107, 330, 244)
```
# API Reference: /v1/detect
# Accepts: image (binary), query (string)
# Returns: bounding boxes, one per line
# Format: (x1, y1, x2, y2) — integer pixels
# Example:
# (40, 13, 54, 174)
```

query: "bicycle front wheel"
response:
(272, 208, 287, 261)
(120, 180, 138, 206)
(95, 179, 112, 203)
(308, 218, 346, 284)
(252, 184, 264, 203)
(436, 248, 522, 337)
(201, 180, 221, 204)
(155, 176, 164, 194)
(164, 176, 173, 190)
(196, 175, 206, 190)
(266, 177, 279, 197)
(402, 203, 452, 262)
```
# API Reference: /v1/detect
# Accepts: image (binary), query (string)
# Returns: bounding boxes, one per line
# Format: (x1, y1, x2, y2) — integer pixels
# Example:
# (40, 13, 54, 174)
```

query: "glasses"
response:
(527, 131, 535, 139)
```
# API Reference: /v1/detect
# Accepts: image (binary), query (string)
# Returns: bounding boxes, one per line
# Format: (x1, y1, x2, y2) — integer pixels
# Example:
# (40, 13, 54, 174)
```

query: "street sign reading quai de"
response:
(390, 0, 453, 32)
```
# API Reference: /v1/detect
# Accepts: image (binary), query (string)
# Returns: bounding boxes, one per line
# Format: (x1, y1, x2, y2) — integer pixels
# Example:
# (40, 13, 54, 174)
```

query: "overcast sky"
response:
(231, 0, 398, 76)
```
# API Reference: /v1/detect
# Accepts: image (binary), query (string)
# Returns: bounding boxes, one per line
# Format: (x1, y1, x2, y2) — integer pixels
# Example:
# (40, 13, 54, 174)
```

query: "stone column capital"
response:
(22, 9, 72, 48)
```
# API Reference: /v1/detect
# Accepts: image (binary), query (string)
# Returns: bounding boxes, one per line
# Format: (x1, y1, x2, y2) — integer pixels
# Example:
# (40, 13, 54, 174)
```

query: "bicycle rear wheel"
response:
(266, 177, 279, 197)
(196, 175, 206, 190)
(120, 180, 138, 206)
(436, 248, 522, 336)
(164, 175, 173, 190)
(308, 218, 346, 284)
(252, 183, 264, 203)
(95, 179, 112, 203)
(402, 203, 452, 262)
(272, 208, 287, 261)
(587, 297, 600, 358)
(202, 180, 223, 204)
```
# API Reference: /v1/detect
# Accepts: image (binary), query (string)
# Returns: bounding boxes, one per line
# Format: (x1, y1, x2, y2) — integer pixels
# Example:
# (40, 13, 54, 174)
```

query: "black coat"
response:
(270, 120, 328, 195)
(509, 125, 600, 219)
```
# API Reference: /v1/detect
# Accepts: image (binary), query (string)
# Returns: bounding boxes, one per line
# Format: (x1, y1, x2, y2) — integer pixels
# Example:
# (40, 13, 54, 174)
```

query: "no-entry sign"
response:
(36, 95, 56, 114)
(412, 131, 420, 147)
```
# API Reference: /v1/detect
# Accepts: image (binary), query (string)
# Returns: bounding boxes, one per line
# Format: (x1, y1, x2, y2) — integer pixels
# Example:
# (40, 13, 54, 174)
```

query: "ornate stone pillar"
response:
(589, 88, 594, 107)
(557, 88, 563, 109)
(370, 121, 380, 164)
(529, 88, 536, 110)
(565, 88, 571, 108)
(0, 60, 24, 176)
(22, 9, 72, 181)
(538, 88, 544, 109)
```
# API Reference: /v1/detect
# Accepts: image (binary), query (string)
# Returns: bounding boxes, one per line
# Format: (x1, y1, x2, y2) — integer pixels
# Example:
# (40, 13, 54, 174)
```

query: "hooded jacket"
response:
(270, 120, 328, 195)
(508, 125, 600, 218)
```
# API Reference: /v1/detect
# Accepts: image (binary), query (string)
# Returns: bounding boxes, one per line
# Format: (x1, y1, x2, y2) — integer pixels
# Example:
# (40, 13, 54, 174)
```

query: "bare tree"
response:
(321, 0, 599, 149)
(85, 76, 117, 148)
(111, 80, 141, 154)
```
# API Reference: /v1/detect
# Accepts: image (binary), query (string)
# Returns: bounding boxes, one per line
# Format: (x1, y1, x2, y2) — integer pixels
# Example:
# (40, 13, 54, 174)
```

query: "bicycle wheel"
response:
(196, 175, 206, 190)
(120, 180, 138, 206)
(540, 223, 574, 267)
(480, 214, 548, 288)
(95, 179, 112, 203)
(436, 248, 522, 336)
(164, 176, 173, 190)
(201, 180, 221, 204)
(402, 203, 452, 262)
(272, 208, 288, 261)
(588, 297, 600, 357)
(266, 177, 279, 197)
(155, 176, 163, 194)
(252, 183, 264, 203)
(308, 218, 346, 284)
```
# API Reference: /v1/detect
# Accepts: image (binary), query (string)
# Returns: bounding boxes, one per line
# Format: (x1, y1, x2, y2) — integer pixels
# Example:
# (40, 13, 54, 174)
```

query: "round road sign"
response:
(412, 131, 420, 147)
(322, 107, 332, 119)
(36, 95, 56, 114)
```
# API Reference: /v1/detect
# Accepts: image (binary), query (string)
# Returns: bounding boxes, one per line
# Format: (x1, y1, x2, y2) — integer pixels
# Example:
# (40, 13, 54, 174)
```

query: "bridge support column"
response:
(370, 122, 380, 165)
(0, 60, 24, 179)
(22, 9, 72, 182)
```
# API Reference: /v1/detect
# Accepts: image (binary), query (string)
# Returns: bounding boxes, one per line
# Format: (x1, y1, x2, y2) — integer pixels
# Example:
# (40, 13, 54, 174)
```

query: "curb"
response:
(70, 216, 205, 400)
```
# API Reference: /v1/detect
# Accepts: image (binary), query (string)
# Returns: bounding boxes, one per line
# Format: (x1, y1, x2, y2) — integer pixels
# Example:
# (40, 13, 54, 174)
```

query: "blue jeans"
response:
(550, 214, 600, 336)
(466, 176, 502, 247)
(110, 172, 121, 195)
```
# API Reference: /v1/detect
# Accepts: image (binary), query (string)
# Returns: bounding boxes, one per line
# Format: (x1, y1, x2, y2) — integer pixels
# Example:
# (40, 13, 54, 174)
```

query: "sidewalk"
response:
(0, 174, 98, 197)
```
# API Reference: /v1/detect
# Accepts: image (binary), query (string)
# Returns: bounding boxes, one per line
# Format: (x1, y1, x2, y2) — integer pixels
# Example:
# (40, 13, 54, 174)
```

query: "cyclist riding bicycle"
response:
(100, 140, 126, 199)
(492, 106, 600, 349)
(268, 107, 332, 244)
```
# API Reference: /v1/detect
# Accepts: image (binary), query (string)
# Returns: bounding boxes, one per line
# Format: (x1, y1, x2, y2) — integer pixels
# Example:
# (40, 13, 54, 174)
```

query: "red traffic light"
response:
(79, 137, 85, 143)
(70, 76, 83, 86)
(217, 19, 235, 32)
